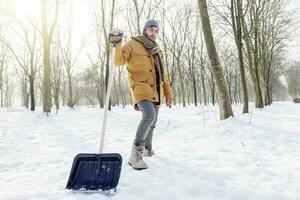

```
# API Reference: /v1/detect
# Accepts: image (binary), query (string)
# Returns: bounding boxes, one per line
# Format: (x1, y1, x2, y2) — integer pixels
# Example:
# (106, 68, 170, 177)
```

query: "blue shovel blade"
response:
(66, 153, 122, 191)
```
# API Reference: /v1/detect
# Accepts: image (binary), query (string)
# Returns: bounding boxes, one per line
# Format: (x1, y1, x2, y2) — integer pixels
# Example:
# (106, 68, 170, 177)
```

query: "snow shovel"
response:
(66, 40, 122, 191)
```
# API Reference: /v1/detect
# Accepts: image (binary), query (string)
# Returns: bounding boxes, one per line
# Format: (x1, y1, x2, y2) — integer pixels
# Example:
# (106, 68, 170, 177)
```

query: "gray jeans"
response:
(134, 100, 159, 150)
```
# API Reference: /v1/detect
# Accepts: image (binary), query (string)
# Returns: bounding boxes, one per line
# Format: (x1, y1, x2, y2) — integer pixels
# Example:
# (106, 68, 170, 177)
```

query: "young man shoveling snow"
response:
(109, 20, 173, 170)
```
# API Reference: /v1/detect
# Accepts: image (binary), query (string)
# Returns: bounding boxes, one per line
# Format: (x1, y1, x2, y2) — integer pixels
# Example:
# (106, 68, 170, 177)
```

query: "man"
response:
(109, 19, 173, 170)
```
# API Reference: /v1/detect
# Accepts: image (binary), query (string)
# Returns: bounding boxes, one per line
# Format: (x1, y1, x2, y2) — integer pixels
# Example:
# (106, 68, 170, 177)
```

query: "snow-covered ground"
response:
(0, 102, 299, 200)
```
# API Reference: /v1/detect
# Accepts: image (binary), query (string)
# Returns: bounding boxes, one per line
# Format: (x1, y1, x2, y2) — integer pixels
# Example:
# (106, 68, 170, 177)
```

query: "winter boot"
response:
(128, 145, 148, 170)
(143, 149, 155, 157)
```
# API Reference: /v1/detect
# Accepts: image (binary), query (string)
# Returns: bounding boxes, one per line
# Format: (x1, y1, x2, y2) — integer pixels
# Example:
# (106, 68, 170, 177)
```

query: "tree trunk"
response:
(132, 0, 141, 34)
(197, 0, 233, 120)
(40, 0, 58, 113)
(53, 55, 61, 111)
(200, 63, 207, 105)
(177, 59, 186, 107)
(29, 76, 35, 111)
(242, 21, 264, 108)
(118, 68, 126, 108)
(54, 86, 60, 110)
(253, 28, 264, 108)
(192, 73, 197, 106)
(0, 59, 3, 107)
(210, 72, 215, 105)
(0, 89, 3, 107)
(231, 0, 248, 113)
(67, 71, 73, 108)
(101, 0, 115, 110)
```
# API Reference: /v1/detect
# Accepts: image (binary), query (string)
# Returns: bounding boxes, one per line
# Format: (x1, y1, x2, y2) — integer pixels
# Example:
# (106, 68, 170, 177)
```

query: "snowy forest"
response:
(1, 0, 300, 200)
(0, 0, 299, 115)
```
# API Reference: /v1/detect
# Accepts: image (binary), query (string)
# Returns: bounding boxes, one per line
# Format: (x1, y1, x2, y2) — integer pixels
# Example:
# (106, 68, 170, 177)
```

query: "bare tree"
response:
(1, 25, 40, 111)
(2, 67, 14, 107)
(186, 19, 200, 106)
(258, 0, 293, 105)
(241, 0, 266, 108)
(59, 0, 83, 108)
(0, 40, 8, 107)
(286, 61, 300, 98)
(90, 1, 106, 108)
(0, 1, 41, 110)
(196, 34, 208, 105)
(39, 0, 59, 113)
(198, 0, 233, 120)
(52, 51, 61, 111)
(127, 0, 162, 35)
(230, 0, 248, 113)
(163, 5, 193, 106)
(101, 0, 116, 111)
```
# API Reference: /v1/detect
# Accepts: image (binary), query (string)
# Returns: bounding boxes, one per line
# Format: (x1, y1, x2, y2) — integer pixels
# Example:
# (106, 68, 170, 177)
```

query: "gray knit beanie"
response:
(142, 19, 159, 33)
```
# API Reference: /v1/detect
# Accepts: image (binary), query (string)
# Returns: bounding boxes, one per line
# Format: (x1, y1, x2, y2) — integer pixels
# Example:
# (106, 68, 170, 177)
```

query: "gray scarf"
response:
(132, 34, 164, 82)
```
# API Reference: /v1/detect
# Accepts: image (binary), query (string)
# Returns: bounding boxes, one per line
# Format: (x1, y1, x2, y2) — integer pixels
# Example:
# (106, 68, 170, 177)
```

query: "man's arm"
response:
(109, 30, 131, 66)
(114, 42, 131, 66)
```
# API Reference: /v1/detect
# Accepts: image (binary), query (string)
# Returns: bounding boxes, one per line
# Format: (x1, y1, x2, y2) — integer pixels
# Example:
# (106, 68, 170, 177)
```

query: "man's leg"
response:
(145, 105, 159, 152)
(134, 100, 156, 147)
(129, 100, 156, 169)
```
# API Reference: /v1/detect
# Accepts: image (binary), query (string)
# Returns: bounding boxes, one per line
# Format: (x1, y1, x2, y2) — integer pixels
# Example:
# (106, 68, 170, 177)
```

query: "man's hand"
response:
(109, 29, 123, 45)
(166, 98, 173, 108)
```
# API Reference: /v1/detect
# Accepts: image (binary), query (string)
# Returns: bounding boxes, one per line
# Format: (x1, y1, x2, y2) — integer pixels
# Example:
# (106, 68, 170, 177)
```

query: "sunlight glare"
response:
(11, 0, 40, 19)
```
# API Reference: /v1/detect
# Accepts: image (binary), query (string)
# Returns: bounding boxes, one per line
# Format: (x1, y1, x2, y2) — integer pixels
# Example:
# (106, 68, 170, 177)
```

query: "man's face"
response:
(145, 26, 159, 41)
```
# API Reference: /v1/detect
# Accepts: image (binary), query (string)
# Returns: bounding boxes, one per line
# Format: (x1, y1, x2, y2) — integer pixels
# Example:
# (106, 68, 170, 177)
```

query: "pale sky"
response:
(287, 0, 300, 61)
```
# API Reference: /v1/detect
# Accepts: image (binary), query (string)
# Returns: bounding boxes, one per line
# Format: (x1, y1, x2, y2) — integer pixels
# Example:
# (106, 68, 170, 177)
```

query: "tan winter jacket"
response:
(114, 39, 172, 105)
